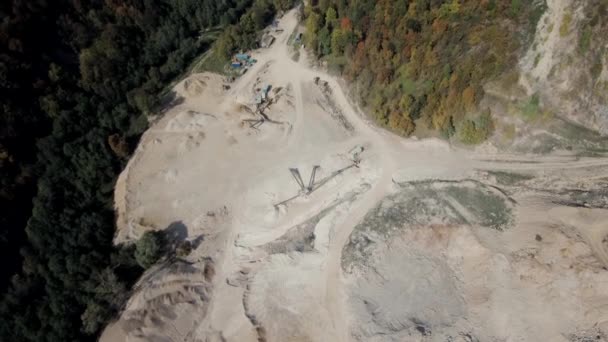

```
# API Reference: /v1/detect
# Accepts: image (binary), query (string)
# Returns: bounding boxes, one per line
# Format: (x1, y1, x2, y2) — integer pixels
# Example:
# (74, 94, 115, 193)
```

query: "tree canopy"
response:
(304, 0, 546, 142)
(0, 0, 283, 340)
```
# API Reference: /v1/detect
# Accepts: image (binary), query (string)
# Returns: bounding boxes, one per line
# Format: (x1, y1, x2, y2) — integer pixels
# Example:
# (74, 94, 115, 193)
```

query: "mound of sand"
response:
(175, 73, 224, 103)
(184, 78, 207, 96)
(165, 110, 216, 131)
(101, 260, 215, 342)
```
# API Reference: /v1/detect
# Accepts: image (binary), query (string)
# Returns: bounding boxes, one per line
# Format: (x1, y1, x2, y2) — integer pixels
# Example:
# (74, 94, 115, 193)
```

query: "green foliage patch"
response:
(135, 231, 165, 268)
(214, 0, 297, 60)
(520, 93, 542, 121)
(0, 0, 281, 341)
(457, 110, 495, 145)
(560, 12, 573, 37)
(578, 26, 592, 54)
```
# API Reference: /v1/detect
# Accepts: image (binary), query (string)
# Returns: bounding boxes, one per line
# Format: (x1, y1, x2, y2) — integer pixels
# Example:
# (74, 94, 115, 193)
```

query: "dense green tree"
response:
(135, 231, 164, 268)
(318, 27, 332, 55)
(325, 7, 338, 29)
(0, 0, 284, 340)
(305, 11, 322, 48)
(214, 0, 296, 57)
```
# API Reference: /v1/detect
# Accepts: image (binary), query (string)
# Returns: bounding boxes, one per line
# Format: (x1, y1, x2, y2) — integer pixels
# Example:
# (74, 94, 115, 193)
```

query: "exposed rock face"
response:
(519, 0, 608, 133)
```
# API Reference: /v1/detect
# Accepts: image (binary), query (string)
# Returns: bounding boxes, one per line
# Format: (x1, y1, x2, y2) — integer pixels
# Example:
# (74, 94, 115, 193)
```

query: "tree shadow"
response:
(191, 234, 205, 249)
(158, 90, 185, 114)
(163, 221, 188, 252)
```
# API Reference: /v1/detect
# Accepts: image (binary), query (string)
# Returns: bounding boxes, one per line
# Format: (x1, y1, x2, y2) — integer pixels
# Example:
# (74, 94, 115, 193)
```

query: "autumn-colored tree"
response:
(303, 0, 545, 142)
(108, 134, 131, 158)
(340, 17, 352, 31)
(462, 86, 476, 111)
(388, 111, 415, 136)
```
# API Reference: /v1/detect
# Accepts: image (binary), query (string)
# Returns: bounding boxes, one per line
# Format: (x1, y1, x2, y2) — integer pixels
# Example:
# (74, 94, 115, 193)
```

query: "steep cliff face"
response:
(519, 0, 608, 134)
(477, 0, 608, 153)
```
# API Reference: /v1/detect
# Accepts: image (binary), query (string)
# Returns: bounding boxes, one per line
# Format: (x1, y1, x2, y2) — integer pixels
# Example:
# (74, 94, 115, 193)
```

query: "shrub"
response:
(458, 120, 482, 144)
(81, 301, 111, 335)
(520, 93, 541, 121)
(560, 12, 572, 37)
(511, 0, 522, 16)
(579, 26, 592, 54)
(135, 231, 164, 268)
(441, 116, 456, 139)
(458, 110, 494, 145)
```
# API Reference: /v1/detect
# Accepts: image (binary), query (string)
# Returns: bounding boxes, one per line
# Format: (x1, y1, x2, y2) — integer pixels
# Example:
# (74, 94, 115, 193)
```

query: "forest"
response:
(0, 0, 291, 341)
(304, 0, 546, 142)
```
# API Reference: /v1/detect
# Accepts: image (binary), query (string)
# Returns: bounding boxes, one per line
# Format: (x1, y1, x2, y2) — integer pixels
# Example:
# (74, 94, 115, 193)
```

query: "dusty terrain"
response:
(102, 8, 608, 342)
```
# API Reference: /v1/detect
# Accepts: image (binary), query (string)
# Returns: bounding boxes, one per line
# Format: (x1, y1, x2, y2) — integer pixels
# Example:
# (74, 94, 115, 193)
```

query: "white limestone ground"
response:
(102, 8, 608, 342)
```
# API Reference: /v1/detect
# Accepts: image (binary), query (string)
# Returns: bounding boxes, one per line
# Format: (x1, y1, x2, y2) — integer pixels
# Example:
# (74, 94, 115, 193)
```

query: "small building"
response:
(261, 85, 272, 100)
(254, 85, 272, 103)
(231, 61, 242, 68)
(295, 33, 303, 42)
(235, 53, 250, 62)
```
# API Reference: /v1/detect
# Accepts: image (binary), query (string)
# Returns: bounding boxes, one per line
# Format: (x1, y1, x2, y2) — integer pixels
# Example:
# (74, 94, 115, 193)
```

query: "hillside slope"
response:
(518, 0, 608, 133)
(304, 0, 608, 148)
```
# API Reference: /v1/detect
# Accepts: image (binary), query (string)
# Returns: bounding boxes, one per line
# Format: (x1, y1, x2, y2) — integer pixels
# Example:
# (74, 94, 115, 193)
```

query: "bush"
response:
(81, 301, 111, 335)
(458, 110, 494, 145)
(520, 93, 541, 121)
(560, 12, 572, 37)
(579, 26, 592, 54)
(135, 231, 164, 268)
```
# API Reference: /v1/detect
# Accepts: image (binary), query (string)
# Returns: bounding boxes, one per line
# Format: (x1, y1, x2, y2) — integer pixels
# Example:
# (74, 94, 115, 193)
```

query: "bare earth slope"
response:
(102, 9, 608, 342)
